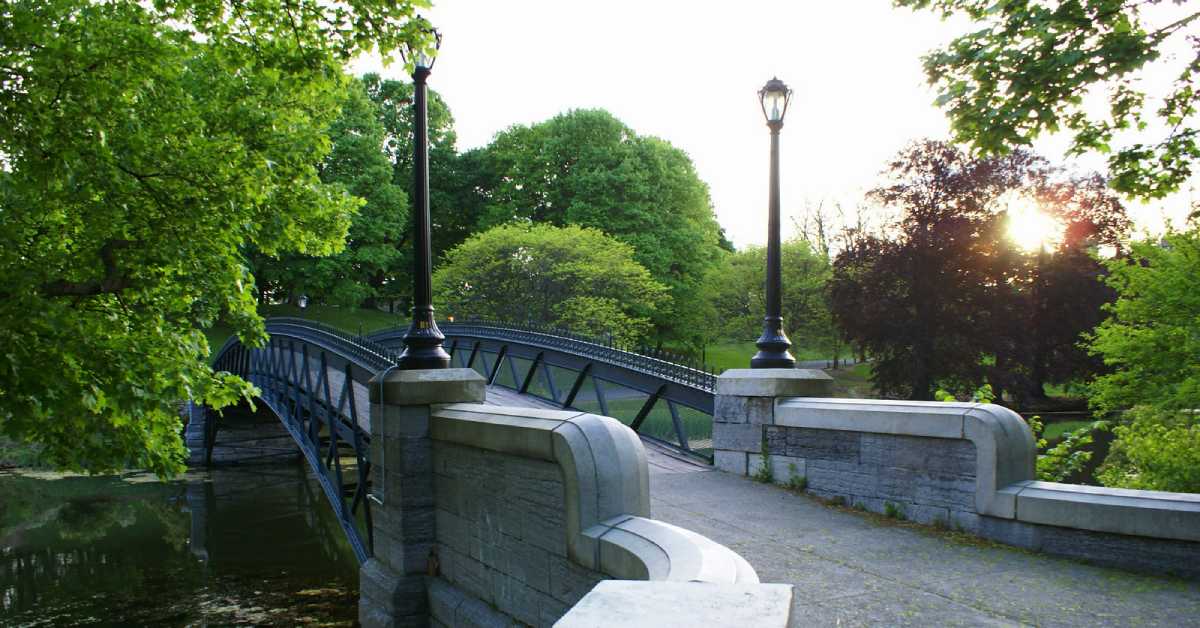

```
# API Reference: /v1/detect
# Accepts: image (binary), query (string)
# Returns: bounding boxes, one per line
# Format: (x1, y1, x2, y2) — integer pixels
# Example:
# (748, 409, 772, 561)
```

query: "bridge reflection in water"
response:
(0, 466, 360, 625)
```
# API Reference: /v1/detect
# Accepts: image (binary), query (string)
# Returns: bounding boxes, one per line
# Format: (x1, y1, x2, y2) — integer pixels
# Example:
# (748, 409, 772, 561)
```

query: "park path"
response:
(486, 385, 1200, 627)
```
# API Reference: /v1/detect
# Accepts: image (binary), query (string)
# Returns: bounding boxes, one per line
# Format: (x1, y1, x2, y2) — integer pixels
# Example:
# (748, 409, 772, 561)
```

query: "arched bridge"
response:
(206, 317, 717, 565)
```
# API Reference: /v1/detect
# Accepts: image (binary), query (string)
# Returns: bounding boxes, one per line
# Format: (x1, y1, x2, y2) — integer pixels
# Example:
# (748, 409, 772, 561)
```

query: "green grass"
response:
(703, 340, 837, 371)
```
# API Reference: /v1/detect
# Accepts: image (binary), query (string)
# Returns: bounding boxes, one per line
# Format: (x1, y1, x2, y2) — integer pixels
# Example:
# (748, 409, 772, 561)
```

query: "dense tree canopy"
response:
(1087, 229, 1200, 491)
(899, 0, 1200, 201)
(252, 79, 409, 309)
(832, 140, 1129, 402)
(703, 241, 837, 359)
(0, 0, 429, 476)
(832, 141, 1044, 399)
(475, 109, 725, 347)
(432, 224, 668, 346)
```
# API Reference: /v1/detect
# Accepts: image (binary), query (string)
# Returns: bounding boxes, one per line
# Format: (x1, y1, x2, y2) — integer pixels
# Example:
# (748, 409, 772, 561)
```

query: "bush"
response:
(1098, 407, 1200, 493)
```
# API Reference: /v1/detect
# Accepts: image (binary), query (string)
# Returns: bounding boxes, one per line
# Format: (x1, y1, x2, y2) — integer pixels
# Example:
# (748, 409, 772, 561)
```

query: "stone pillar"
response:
(359, 368, 485, 628)
(712, 368, 832, 479)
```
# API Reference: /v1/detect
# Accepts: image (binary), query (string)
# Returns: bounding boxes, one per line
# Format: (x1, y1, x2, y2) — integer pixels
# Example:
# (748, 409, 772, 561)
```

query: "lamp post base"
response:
(751, 322, 796, 369)
(397, 324, 451, 370)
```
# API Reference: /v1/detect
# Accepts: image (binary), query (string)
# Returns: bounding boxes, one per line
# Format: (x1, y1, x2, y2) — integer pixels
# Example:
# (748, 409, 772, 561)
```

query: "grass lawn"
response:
(703, 340, 836, 371)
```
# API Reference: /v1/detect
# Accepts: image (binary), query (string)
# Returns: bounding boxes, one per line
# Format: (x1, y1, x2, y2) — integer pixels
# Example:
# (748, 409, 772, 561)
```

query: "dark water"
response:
(0, 464, 360, 626)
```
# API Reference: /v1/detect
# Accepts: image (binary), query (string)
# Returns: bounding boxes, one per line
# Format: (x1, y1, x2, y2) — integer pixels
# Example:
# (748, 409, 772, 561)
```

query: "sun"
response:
(1004, 197, 1063, 253)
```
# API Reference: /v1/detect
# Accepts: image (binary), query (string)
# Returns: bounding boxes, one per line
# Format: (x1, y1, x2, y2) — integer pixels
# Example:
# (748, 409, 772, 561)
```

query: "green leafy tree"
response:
(0, 0, 429, 476)
(361, 73, 478, 268)
(252, 78, 409, 309)
(1087, 228, 1200, 491)
(477, 109, 725, 347)
(899, 0, 1200, 201)
(433, 224, 669, 346)
(703, 240, 837, 358)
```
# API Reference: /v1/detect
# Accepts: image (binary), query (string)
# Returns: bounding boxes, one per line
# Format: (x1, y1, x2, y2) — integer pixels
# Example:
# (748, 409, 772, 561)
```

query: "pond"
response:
(0, 464, 360, 626)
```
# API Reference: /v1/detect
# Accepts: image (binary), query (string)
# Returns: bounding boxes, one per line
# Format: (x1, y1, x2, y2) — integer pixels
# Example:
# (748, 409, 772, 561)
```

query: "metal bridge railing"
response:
(436, 319, 717, 392)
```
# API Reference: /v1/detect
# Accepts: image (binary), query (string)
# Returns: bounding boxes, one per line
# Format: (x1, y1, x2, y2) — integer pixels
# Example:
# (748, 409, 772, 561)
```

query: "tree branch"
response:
(41, 239, 136, 297)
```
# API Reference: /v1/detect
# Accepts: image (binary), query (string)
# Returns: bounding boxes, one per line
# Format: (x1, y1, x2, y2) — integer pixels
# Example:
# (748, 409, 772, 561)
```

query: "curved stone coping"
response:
(586, 515, 758, 584)
(430, 403, 759, 584)
(998, 480, 1200, 542)
(773, 398, 1036, 518)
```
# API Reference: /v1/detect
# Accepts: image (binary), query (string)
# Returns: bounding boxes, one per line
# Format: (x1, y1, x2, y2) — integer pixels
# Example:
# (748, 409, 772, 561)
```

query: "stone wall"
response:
(712, 369, 1200, 579)
(762, 426, 980, 528)
(429, 440, 604, 627)
(360, 368, 784, 628)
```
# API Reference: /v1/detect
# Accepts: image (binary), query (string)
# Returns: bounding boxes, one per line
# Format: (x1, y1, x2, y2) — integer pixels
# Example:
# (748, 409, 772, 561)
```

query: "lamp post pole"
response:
(751, 77, 796, 369)
(398, 32, 450, 370)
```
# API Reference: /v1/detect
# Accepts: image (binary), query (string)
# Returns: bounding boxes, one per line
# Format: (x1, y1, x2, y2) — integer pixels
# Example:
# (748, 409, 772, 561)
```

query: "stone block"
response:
(454, 589, 514, 628)
(1013, 481, 1200, 542)
(713, 450, 747, 475)
(713, 395, 774, 424)
(439, 544, 494, 606)
(712, 422, 764, 454)
(557, 581, 793, 628)
(774, 397, 967, 439)
(547, 553, 604, 606)
(963, 404, 1036, 517)
(770, 455, 806, 486)
(374, 525, 432, 576)
(379, 436, 434, 480)
(432, 406, 565, 461)
(427, 577, 467, 626)
(716, 368, 833, 397)
(503, 535, 551, 594)
(904, 503, 951, 527)
(783, 427, 860, 462)
(807, 461, 875, 497)
(373, 503, 435, 546)
(359, 558, 428, 619)
(859, 433, 976, 476)
(539, 595, 570, 628)
(371, 405, 431, 439)
(369, 368, 485, 405)
(491, 570, 541, 627)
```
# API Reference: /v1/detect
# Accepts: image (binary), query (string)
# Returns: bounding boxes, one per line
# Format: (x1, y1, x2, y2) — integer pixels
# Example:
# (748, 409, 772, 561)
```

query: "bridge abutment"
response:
(360, 368, 486, 628)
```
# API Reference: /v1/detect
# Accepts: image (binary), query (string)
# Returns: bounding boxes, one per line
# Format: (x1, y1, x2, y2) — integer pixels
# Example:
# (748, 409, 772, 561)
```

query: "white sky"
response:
(352, 0, 1195, 248)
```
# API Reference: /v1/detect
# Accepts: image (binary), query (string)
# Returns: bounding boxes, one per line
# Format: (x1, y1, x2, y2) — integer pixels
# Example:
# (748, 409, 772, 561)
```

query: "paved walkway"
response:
(486, 386, 1200, 627)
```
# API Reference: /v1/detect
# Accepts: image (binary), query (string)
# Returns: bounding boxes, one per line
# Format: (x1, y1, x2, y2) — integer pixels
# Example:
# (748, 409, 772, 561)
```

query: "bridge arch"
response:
(209, 320, 396, 564)
(205, 318, 719, 564)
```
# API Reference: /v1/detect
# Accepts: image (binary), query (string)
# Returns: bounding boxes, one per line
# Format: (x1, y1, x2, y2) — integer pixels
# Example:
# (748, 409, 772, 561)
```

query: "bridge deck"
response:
(486, 385, 1200, 627)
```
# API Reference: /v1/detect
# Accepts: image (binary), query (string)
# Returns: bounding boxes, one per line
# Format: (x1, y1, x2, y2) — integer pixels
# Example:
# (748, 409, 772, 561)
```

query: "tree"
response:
(361, 73, 479, 265)
(830, 141, 1043, 399)
(1022, 175, 1130, 398)
(0, 0, 429, 476)
(1088, 228, 1200, 491)
(476, 109, 725, 347)
(898, 0, 1200, 201)
(433, 224, 669, 346)
(252, 79, 409, 309)
(703, 240, 838, 360)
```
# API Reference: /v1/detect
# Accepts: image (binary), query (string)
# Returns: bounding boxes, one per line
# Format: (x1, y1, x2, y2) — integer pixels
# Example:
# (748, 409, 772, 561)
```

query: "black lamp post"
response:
(750, 77, 797, 369)
(397, 25, 451, 370)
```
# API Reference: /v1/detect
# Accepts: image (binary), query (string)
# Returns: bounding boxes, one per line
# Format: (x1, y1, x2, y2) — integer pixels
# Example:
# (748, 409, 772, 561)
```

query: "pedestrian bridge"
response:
(204, 318, 1200, 626)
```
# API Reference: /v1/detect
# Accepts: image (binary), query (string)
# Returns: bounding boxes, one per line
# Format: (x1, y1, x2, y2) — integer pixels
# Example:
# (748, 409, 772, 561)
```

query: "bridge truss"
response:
(207, 318, 718, 565)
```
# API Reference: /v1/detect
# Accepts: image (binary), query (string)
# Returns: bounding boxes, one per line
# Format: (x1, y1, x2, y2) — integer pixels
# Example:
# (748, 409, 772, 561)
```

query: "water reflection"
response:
(0, 464, 359, 626)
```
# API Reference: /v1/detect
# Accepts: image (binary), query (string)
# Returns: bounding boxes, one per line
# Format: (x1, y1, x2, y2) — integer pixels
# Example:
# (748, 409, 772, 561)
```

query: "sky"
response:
(352, 0, 1195, 248)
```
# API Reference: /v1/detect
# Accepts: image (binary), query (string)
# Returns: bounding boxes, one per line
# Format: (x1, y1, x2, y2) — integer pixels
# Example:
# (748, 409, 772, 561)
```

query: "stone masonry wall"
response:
(760, 425, 981, 529)
(429, 441, 605, 628)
